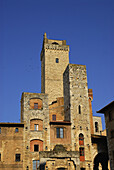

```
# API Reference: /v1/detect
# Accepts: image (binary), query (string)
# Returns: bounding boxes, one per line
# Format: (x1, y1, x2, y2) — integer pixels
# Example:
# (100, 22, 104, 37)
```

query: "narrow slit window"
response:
(0, 128, 1, 134)
(79, 105, 81, 114)
(56, 58, 59, 63)
(95, 122, 99, 132)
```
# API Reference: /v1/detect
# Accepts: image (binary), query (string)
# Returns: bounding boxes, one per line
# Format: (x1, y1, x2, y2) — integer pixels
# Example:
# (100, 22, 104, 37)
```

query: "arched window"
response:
(79, 147, 85, 161)
(79, 133, 84, 145)
(30, 139, 43, 152)
(30, 119, 43, 131)
(79, 105, 81, 114)
(30, 98, 43, 110)
(95, 122, 99, 132)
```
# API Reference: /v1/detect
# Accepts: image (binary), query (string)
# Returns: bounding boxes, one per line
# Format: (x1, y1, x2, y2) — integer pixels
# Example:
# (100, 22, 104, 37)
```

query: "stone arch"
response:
(30, 119, 43, 131)
(93, 152, 108, 170)
(30, 139, 43, 152)
(29, 98, 43, 110)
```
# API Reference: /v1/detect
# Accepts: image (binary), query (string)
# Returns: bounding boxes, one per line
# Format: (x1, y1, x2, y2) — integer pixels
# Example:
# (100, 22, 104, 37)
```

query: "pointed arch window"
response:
(79, 133, 84, 145)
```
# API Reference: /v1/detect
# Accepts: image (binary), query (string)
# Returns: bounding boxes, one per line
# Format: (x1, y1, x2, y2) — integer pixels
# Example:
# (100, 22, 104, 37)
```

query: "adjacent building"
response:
(97, 101, 114, 170)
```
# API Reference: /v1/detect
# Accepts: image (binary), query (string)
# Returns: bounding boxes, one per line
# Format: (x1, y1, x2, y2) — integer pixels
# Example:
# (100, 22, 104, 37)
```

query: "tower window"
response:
(0, 128, 1, 134)
(79, 105, 81, 114)
(34, 145, 39, 152)
(34, 103, 38, 109)
(95, 122, 99, 132)
(15, 154, 21, 162)
(0, 153, 1, 161)
(79, 147, 85, 161)
(79, 133, 84, 145)
(34, 124, 38, 131)
(56, 58, 59, 63)
(52, 114, 56, 121)
(15, 128, 19, 133)
(56, 127, 64, 138)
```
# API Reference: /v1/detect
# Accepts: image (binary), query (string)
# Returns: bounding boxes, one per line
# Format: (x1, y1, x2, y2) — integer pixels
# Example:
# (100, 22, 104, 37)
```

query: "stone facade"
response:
(0, 34, 110, 170)
(0, 123, 24, 170)
(21, 92, 50, 170)
(40, 33, 69, 104)
(63, 64, 93, 169)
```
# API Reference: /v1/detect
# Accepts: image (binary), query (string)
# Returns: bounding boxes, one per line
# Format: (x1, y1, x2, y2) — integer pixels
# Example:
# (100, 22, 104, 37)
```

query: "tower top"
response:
(44, 32, 47, 39)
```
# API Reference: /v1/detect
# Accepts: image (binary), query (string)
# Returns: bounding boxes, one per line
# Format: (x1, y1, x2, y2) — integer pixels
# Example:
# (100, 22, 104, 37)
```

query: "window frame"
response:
(79, 133, 84, 145)
(15, 154, 21, 162)
(34, 103, 38, 110)
(56, 127, 64, 138)
(79, 105, 81, 114)
(56, 58, 59, 63)
(33, 160, 40, 170)
(34, 124, 39, 131)
(15, 128, 19, 133)
(34, 144, 39, 152)
(52, 114, 56, 121)
(79, 147, 85, 161)
(95, 122, 99, 132)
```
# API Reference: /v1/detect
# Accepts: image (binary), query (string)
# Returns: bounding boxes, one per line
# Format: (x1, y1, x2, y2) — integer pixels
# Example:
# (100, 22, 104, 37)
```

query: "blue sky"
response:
(0, 0, 114, 129)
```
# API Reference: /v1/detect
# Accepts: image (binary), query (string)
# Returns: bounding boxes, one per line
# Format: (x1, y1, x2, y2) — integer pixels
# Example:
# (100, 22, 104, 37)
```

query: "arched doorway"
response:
(93, 152, 108, 170)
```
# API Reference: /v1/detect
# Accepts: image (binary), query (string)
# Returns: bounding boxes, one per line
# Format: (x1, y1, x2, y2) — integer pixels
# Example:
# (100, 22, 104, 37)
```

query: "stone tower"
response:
(63, 64, 93, 169)
(40, 33, 69, 104)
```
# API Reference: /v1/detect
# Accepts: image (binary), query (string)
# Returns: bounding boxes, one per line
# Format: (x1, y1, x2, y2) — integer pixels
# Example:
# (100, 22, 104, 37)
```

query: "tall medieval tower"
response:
(40, 33, 69, 104)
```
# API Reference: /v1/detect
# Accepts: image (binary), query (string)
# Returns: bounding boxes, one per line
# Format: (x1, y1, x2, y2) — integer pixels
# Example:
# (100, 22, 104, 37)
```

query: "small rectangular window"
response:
(34, 145, 39, 152)
(15, 154, 21, 162)
(15, 128, 19, 133)
(56, 128, 64, 138)
(52, 115, 56, 121)
(56, 58, 59, 63)
(34, 124, 38, 131)
(34, 103, 38, 109)
(0, 153, 1, 161)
